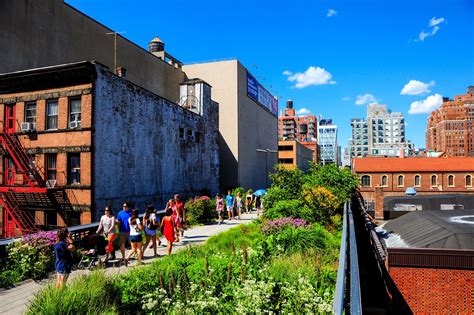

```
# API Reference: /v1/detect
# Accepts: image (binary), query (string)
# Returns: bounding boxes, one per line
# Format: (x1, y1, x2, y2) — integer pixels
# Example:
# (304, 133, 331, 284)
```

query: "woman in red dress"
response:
(167, 199, 182, 242)
(160, 207, 176, 255)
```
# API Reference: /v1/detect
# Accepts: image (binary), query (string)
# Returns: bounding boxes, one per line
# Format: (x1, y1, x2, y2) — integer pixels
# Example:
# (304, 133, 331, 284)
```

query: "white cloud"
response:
(355, 93, 377, 105)
(282, 70, 293, 76)
(286, 66, 336, 88)
(342, 96, 351, 101)
(296, 108, 311, 115)
(327, 9, 337, 17)
(415, 16, 445, 42)
(429, 17, 445, 27)
(400, 80, 435, 95)
(408, 93, 443, 114)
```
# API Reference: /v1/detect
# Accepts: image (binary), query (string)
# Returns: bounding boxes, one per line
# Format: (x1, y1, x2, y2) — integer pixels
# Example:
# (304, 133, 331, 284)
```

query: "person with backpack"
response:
(142, 205, 160, 258)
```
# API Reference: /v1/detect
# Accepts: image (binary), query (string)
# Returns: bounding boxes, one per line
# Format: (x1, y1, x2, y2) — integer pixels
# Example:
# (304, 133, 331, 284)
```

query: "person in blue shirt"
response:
(54, 228, 74, 288)
(225, 190, 235, 220)
(116, 202, 132, 261)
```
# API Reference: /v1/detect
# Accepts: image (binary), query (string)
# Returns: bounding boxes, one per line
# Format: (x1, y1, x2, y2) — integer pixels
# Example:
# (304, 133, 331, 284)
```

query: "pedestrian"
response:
(225, 190, 235, 220)
(236, 192, 242, 220)
(160, 207, 176, 255)
(96, 206, 116, 262)
(54, 228, 75, 288)
(216, 194, 224, 225)
(245, 190, 253, 214)
(255, 195, 262, 217)
(116, 202, 132, 262)
(174, 194, 185, 238)
(125, 208, 143, 266)
(166, 199, 181, 242)
(142, 205, 160, 258)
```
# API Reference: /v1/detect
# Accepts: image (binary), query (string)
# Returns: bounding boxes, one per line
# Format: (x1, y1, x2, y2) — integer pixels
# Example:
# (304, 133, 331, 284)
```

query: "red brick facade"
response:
(426, 87, 474, 157)
(389, 267, 473, 314)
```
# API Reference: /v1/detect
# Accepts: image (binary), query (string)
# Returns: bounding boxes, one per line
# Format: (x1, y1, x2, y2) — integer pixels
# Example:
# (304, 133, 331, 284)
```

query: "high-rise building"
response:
(351, 104, 413, 157)
(426, 87, 474, 157)
(318, 119, 338, 164)
(278, 100, 318, 162)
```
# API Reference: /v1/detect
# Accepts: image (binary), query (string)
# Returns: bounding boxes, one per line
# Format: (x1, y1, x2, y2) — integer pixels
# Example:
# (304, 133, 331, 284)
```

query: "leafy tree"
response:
(302, 186, 339, 225)
(269, 165, 304, 199)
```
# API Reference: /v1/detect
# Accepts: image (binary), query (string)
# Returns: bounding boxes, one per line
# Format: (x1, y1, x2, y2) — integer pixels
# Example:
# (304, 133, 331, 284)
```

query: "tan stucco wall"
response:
(0, 0, 184, 101)
(183, 60, 278, 190)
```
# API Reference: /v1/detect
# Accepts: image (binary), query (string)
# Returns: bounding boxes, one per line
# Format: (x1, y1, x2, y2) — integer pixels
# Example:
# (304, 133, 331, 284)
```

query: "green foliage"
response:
(185, 198, 217, 226)
(0, 269, 23, 288)
(231, 186, 246, 197)
(263, 199, 313, 222)
(302, 186, 340, 225)
(305, 163, 359, 207)
(269, 165, 304, 199)
(27, 271, 118, 315)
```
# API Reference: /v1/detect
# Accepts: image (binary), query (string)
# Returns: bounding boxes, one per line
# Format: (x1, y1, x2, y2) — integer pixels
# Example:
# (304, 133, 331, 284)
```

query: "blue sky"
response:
(66, 0, 474, 148)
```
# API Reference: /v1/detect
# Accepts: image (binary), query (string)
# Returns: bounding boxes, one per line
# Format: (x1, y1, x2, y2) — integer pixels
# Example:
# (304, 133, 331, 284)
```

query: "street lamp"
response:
(256, 148, 277, 188)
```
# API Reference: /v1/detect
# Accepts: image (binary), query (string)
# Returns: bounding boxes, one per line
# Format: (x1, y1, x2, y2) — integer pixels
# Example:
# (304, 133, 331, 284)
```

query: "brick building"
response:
(353, 156, 474, 218)
(426, 86, 474, 156)
(278, 100, 318, 162)
(0, 61, 219, 237)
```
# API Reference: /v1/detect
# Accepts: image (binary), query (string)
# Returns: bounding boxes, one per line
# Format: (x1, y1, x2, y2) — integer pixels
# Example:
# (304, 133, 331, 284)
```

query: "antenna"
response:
(106, 31, 126, 72)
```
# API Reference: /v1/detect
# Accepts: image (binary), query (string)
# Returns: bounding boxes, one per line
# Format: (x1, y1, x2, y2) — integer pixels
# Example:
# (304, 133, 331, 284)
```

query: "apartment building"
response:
(318, 119, 338, 164)
(278, 100, 318, 162)
(351, 104, 413, 157)
(277, 140, 313, 172)
(426, 86, 474, 156)
(0, 62, 219, 237)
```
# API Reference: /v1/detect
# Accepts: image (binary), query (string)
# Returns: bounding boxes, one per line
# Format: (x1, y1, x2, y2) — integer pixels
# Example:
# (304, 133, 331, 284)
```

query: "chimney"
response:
(286, 99, 293, 109)
(115, 67, 127, 78)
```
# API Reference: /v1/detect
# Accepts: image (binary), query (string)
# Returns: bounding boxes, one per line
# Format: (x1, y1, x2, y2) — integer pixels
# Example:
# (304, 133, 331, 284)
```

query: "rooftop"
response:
(353, 156, 474, 172)
(379, 209, 474, 249)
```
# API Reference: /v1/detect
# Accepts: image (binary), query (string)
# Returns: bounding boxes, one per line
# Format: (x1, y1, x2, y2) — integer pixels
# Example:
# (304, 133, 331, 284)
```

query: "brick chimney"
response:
(400, 148, 405, 158)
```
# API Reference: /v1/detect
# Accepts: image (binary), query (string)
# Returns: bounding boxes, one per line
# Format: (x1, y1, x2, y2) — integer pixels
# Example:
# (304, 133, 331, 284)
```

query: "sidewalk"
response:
(0, 213, 257, 315)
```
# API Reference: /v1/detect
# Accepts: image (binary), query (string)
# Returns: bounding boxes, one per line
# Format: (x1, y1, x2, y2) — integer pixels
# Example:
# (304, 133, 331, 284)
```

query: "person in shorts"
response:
(225, 190, 235, 220)
(142, 205, 160, 257)
(116, 202, 132, 261)
(125, 209, 143, 266)
(216, 194, 224, 225)
(54, 228, 75, 288)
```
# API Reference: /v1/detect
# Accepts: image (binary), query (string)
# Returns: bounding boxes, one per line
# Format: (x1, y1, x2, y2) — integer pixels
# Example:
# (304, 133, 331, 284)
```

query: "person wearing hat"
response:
(116, 202, 132, 261)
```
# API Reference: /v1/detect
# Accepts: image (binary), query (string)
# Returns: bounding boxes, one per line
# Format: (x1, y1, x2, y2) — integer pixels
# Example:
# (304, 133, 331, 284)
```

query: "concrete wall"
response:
(183, 61, 239, 190)
(92, 65, 218, 219)
(183, 60, 278, 191)
(237, 62, 278, 189)
(0, 0, 184, 101)
(295, 142, 313, 172)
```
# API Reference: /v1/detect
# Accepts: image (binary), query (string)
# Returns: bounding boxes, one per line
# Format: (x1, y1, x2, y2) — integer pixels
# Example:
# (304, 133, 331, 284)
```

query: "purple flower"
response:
(23, 231, 57, 247)
(262, 217, 309, 234)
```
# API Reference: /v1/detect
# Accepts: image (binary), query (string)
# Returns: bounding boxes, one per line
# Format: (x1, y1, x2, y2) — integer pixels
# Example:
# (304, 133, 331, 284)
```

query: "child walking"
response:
(54, 228, 75, 288)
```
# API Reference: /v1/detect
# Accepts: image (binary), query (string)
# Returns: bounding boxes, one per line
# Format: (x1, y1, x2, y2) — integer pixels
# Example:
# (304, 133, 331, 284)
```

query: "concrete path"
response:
(0, 213, 257, 315)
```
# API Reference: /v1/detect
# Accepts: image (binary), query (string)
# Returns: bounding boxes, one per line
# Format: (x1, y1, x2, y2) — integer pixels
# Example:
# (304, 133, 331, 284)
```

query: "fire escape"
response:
(0, 122, 81, 238)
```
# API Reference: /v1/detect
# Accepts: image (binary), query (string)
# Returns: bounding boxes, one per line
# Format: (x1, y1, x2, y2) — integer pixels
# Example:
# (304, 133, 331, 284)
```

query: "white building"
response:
(318, 118, 338, 164)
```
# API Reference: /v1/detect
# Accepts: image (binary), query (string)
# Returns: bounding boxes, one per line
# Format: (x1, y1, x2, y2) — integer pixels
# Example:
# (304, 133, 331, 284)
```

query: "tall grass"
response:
(27, 271, 118, 315)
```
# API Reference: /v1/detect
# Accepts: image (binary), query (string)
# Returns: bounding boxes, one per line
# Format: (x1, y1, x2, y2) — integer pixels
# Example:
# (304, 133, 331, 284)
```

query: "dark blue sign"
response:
(247, 72, 259, 101)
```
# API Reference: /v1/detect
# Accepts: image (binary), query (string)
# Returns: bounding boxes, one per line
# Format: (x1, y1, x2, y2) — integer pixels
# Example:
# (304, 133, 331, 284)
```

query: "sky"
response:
(66, 0, 474, 148)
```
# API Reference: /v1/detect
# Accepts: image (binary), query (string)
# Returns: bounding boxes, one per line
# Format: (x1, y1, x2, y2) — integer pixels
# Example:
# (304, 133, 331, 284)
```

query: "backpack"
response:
(147, 217, 158, 230)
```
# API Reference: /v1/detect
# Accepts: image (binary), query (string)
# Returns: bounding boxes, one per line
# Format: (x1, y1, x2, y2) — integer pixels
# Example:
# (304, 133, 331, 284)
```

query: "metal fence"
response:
(333, 200, 362, 314)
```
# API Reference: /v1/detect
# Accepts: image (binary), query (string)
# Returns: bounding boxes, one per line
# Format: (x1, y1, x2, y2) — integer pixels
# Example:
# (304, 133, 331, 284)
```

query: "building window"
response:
(278, 158, 294, 164)
(69, 98, 81, 128)
(68, 153, 80, 184)
(431, 175, 437, 187)
(414, 175, 421, 187)
(25, 102, 37, 128)
(448, 175, 455, 187)
(381, 175, 388, 187)
(466, 175, 472, 187)
(278, 145, 294, 151)
(361, 175, 371, 187)
(179, 127, 185, 140)
(45, 154, 57, 181)
(46, 100, 58, 130)
(195, 131, 200, 143)
(397, 175, 404, 187)
(187, 129, 194, 141)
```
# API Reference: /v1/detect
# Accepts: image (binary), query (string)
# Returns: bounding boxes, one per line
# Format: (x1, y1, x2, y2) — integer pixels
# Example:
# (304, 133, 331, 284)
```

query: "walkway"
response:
(0, 213, 257, 315)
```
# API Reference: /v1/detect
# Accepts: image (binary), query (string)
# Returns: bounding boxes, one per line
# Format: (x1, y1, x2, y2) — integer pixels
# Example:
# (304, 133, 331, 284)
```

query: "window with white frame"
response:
(69, 98, 81, 128)
(46, 100, 58, 130)
(465, 175, 472, 187)
(448, 175, 455, 187)
(414, 175, 421, 187)
(397, 175, 404, 187)
(431, 175, 437, 187)
(361, 175, 371, 187)
(381, 175, 388, 187)
(25, 102, 36, 127)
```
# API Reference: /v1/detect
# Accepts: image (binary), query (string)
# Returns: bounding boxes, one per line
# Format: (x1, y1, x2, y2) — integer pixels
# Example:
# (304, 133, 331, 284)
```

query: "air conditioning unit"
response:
(21, 122, 32, 132)
(69, 121, 81, 129)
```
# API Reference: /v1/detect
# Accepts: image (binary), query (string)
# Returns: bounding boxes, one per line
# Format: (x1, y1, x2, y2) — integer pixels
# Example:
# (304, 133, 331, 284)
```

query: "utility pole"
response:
(105, 31, 126, 72)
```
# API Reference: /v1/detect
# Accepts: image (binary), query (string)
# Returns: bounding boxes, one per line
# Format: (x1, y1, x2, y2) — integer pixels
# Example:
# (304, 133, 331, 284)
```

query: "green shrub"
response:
(231, 186, 246, 197)
(0, 269, 23, 288)
(5, 241, 54, 282)
(185, 198, 217, 226)
(27, 271, 118, 315)
(264, 199, 313, 221)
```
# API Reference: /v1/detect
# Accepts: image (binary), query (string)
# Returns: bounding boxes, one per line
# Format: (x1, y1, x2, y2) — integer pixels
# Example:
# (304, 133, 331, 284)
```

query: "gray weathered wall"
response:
(92, 65, 218, 219)
(0, 0, 184, 101)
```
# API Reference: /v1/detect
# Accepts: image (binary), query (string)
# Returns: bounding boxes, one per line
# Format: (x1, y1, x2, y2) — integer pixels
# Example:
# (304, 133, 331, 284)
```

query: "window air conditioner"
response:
(21, 122, 32, 132)
(70, 121, 80, 129)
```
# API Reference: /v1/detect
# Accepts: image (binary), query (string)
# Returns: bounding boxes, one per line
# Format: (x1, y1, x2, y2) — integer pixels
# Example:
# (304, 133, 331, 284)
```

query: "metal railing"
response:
(333, 200, 362, 314)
